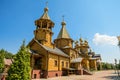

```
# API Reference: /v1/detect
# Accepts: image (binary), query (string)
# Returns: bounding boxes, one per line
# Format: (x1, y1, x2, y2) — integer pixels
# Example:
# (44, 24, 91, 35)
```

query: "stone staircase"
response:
(83, 69, 93, 75)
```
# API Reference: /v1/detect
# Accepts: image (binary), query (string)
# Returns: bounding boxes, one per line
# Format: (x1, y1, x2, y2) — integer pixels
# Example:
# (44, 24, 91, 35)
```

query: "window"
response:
(66, 62, 68, 68)
(54, 60, 58, 66)
(42, 22, 47, 28)
(62, 61, 64, 67)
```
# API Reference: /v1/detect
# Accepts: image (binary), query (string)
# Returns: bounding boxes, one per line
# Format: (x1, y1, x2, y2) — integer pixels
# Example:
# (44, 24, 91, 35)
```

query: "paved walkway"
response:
(33, 70, 119, 80)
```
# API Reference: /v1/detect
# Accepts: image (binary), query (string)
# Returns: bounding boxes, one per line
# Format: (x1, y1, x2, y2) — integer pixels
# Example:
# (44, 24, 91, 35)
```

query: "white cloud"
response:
(93, 33, 118, 46)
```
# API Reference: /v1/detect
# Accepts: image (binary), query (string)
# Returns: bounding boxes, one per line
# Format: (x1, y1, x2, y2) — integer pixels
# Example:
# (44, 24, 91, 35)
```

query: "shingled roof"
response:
(71, 57, 83, 63)
(40, 7, 50, 20)
(33, 39, 69, 58)
(92, 54, 101, 60)
(42, 45, 69, 57)
(57, 21, 71, 39)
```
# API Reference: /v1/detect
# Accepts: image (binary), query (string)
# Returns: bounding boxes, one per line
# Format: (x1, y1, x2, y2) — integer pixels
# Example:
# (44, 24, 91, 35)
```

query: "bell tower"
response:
(34, 4, 54, 48)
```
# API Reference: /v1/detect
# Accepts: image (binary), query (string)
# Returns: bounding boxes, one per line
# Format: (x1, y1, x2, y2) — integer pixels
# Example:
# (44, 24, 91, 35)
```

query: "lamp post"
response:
(118, 60, 120, 78)
(115, 59, 120, 78)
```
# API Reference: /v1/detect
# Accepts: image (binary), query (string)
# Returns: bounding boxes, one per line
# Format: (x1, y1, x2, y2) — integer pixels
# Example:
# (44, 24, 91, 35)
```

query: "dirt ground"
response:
(33, 70, 120, 80)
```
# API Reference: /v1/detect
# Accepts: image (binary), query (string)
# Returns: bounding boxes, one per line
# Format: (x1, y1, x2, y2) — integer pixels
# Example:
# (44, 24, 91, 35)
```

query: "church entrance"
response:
(34, 57, 42, 69)
(31, 54, 43, 79)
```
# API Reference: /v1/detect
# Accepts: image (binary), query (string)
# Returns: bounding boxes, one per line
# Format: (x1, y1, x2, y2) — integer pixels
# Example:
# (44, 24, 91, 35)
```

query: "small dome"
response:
(61, 21, 66, 26)
(79, 38, 83, 42)
(44, 7, 48, 12)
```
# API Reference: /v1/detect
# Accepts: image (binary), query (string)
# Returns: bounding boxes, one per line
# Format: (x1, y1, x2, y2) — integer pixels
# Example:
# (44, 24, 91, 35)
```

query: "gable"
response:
(28, 39, 47, 56)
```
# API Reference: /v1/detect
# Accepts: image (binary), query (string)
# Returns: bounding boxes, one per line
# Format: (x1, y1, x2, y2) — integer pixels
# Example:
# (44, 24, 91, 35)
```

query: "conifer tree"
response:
(0, 50, 5, 73)
(6, 41, 31, 80)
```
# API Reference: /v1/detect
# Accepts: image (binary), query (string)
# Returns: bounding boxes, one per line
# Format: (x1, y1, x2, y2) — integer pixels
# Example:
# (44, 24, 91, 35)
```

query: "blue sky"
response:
(0, 0, 120, 63)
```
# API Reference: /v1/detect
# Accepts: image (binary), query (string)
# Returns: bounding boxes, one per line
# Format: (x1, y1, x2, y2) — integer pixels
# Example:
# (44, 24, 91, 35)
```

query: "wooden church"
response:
(28, 4, 101, 79)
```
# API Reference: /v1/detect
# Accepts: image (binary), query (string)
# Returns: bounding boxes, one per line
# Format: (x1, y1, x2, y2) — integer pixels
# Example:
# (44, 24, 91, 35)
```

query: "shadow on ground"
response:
(102, 75, 120, 80)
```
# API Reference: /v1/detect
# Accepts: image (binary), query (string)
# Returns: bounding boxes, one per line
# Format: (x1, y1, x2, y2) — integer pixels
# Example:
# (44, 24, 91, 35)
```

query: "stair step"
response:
(83, 69, 93, 75)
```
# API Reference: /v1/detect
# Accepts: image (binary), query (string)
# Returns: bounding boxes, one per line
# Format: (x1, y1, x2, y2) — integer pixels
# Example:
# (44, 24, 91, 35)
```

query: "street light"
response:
(115, 59, 120, 78)
(115, 59, 117, 74)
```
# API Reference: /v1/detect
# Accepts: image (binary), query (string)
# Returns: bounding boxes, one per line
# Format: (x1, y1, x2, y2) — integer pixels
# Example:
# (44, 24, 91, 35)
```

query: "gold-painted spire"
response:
(40, 2, 50, 20)
(57, 16, 70, 39)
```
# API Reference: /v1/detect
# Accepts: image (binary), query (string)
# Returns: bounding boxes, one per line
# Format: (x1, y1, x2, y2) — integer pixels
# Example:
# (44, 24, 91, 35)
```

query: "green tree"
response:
(101, 62, 114, 70)
(105, 63, 112, 69)
(0, 50, 5, 73)
(0, 49, 13, 59)
(4, 51, 13, 59)
(110, 64, 114, 69)
(6, 41, 31, 80)
(101, 62, 106, 70)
